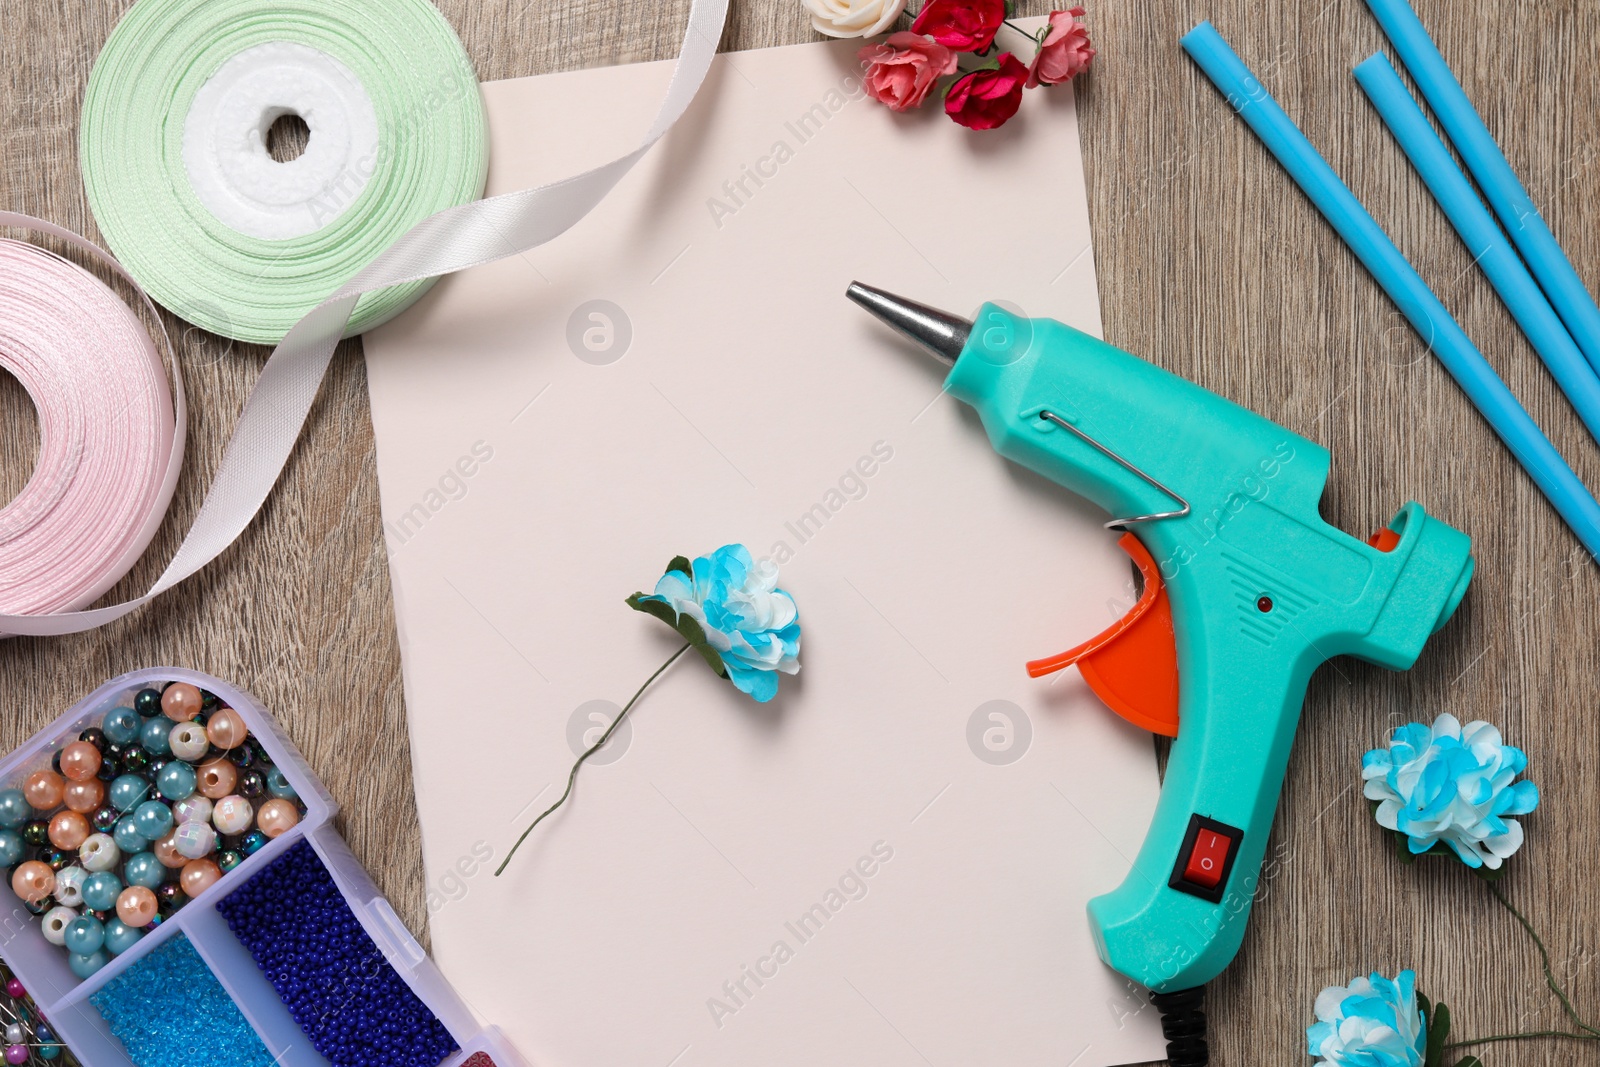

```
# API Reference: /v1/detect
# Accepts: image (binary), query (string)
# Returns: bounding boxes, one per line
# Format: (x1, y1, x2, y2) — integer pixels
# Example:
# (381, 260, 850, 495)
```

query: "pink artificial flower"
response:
(1027, 7, 1095, 88)
(858, 32, 960, 111)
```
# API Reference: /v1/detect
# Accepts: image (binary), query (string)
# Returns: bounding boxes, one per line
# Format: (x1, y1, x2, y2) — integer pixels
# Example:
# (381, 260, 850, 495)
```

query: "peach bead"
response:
(153, 831, 188, 869)
(197, 759, 238, 800)
(161, 683, 203, 721)
(179, 858, 222, 898)
(205, 708, 248, 750)
(116, 885, 158, 928)
(48, 810, 90, 851)
(58, 741, 102, 783)
(23, 770, 64, 811)
(256, 799, 300, 838)
(11, 861, 54, 904)
(212, 796, 253, 835)
(63, 778, 106, 814)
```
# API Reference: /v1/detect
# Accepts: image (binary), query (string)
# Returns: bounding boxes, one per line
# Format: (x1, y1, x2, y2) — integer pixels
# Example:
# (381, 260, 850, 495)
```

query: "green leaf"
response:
(666, 555, 693, 578)
(626, 592, 679, 629)
(674, 613, 729, 678)
(1424, 1001, 1451, 1067)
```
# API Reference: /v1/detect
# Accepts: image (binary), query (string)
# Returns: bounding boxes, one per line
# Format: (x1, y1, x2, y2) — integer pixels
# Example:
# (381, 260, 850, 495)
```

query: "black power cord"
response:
(1150, 986, 1209, 1066)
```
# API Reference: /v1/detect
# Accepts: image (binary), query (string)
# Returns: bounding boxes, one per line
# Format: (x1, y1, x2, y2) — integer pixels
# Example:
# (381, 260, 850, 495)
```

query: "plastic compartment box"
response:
(0, 668, 527, 1067)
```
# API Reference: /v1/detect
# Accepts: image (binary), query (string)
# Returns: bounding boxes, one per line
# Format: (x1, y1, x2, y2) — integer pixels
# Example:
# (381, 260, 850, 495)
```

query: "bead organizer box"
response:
(0, 670, 524, 1067)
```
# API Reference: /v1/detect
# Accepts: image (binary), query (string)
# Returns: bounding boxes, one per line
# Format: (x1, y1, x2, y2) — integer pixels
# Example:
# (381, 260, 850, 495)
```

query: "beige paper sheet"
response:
(364, 28, 1165, 1067)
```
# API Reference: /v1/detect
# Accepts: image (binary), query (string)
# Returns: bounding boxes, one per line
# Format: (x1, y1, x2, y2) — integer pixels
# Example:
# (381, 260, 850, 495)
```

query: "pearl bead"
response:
(47, 811, 90, 851)
(79, 833, 121, 873)
(134, 687, 163, 716)
(153, 831, 188, 869)
(23, 771, 64, 810)
(80, 871, 123, 912)
(265, 768, 298, 800)
(174, 795, 213, 825)
(139, 715, 173, 755)
(39, 905, 77, 946)
(156, 761, 197, 801)
(0, 789, 30, 829)
(132, 800, 174, 841)
(67, 950, 107, 979)
(205, 708, 249, 750)
(116, 885, 158, 928)
(53, 865, 87, 907)
(63, 914, 105, 955)
(3, 979, 23, 1000)
(108, 774, 150, 812)
(256, 798, 301, 838)
(4, 1043, 24, 1065)
(59, 741, 102, 783)
(124, 851, 166, 889)
(179, 858, 222, 898)
(62, 777, 106, 814)
(160, 683, 203, 722)
(103, 916, 143, 955)
(197, 759, 237, 800)
(168, 722, 209, 761)
(101, 706, 142, 747)
(113, 816, 148, 854)
(212, 795, 253, 835)
(11, 861, 55, 903)
(0, 831, 22, 868)
(172, 821, 216, 860)
(2, 1026, 20, 1047)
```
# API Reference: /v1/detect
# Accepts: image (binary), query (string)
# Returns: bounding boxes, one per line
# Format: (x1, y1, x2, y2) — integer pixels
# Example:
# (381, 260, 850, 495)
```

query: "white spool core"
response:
(182, 41, 380, 240)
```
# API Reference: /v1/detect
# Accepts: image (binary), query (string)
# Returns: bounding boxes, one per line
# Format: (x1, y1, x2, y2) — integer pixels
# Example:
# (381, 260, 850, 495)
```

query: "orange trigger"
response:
(1026, 532, 1180, 737)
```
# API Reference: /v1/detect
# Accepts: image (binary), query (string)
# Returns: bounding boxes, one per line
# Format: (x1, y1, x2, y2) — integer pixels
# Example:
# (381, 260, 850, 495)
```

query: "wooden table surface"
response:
(3, 0, 1598, 1063)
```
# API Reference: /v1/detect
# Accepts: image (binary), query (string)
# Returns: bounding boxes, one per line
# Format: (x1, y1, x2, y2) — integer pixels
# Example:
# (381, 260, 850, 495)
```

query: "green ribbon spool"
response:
(80, 0, 488, 344)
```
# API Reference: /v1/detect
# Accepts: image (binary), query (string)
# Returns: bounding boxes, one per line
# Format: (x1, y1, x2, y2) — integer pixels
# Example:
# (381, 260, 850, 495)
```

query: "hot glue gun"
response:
(848, 283, 1474, 1066)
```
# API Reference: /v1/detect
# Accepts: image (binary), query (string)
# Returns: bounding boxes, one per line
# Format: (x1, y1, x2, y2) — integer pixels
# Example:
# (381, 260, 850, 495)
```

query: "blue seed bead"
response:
(132, 800, 174, 841)
(155, 761, 196, 802)
(102, 918, 143, 956)
(82, 871, 123, 912)
(0, 788, 31, 829)
(64, 914, 106, 955)
(102, 706, 142, 746)
(124, 852, 165, 890)
(109, 774, 151, 812)
(68, 948, 108, 978)
(265, 768, 298, 800)
(0, 830, 23, 868)
(113, 815, 149, 854)
(139, 716, 172, 756)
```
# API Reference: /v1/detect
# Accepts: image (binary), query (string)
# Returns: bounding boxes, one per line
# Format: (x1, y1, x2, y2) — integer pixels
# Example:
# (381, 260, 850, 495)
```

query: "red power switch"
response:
(1183, 829, 1233, 889)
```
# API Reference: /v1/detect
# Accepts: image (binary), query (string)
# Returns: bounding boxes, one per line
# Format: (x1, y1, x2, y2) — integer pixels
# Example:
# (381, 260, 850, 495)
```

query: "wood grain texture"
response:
(2, 0, 1598, 1062)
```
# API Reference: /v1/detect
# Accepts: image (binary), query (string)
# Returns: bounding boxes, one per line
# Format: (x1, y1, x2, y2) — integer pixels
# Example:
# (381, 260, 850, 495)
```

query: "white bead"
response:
(4, 1023, 21, 1045)
(53, 865, 87, 908)
(173, 821, 216, 860)
(170, 721, 210, 761)
(212, 795, 253, 835)
(79, 833, 121, 873)
(40, 905, 78, 947)
(174, 795, 213, 826)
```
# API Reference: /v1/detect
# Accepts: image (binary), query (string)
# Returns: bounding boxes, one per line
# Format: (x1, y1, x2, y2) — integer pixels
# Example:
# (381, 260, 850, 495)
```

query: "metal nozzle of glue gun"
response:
(847, 283, 1474, 1003)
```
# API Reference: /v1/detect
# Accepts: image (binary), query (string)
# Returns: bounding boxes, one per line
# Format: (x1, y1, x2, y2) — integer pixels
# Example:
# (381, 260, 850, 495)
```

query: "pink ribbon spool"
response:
(0, 213, 184, 631)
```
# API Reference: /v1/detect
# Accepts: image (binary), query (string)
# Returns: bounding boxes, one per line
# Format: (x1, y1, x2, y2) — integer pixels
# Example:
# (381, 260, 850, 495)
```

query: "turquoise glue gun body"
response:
(848, 285, 1473, 997)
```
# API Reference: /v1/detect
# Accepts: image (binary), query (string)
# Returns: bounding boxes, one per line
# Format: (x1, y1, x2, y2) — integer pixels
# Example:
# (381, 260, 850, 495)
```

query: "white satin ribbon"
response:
(1, 0, 728, 636)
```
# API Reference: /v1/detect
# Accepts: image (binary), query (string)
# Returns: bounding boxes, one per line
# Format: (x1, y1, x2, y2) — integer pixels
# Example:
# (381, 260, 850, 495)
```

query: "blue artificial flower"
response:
(630, 544, 801, 702)
(1306, 970, 1426, 1067)
(1362, 713, 1539, 869)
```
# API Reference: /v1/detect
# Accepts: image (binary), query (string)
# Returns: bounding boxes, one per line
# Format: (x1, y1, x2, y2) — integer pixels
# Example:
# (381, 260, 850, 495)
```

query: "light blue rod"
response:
(1364, 0, 1600, 378)
(1180, 22, 1600, 560)
(1354, 54, 1600, 446)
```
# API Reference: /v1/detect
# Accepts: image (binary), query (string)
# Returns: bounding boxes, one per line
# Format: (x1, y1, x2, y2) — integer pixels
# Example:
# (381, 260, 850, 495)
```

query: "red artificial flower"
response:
(944, 52, 1029, 130)
(858, 32, 960, 111)
(911, 0, 1006, 53)
(1027, 7, 1095, 88)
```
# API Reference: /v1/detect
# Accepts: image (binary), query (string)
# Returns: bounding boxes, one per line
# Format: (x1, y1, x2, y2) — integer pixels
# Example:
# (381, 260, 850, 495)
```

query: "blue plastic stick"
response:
(1180, 22, 1600, 560)
(1354, 54, 1600, 446)
(1364, 0, 1600, 378)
